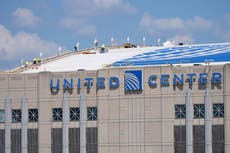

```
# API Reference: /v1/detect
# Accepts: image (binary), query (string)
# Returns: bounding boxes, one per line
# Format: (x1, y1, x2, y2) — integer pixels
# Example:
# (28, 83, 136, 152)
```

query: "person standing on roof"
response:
(74, 42, 79, 51)
(25, 61, 30, 67)
(101, 44, 105, 52)
(94, 39, 98, 48)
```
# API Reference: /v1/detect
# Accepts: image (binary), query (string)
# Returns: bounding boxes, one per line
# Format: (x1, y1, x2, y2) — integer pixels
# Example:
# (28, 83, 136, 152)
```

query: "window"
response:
(12, 109, 21, 123)
(52, 108, 62, 121)
(213, 103, 224, 118)
(175, 104, 186, 119)
(28, 109, 38, 122)
(87, 107, 97, 121)
(194, 104, 205, 119)
(174, 126, 186, 152)
(70, 107, 80, 121)
(0, 110, 4, 123)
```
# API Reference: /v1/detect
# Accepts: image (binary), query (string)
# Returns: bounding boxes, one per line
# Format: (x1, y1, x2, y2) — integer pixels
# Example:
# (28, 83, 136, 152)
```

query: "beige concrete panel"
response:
(25, 74, 38, 88)
(119, 98, 129, 120)
(98, 123, 109, 144)
(8, 74, 25, 89)
(193, 119, 205, 125)
(39, 123, 51, 141)
(108, 99, 119, 120)
(174, 119, 186, 125)
(162, 144, 174, 153)
(25, 90, 37, 99)
(144, 121, 161, 143)
(51, 122, 63, 128)
(38, 146, 51, 153)
(98, 146, 108, 153)
(132, 96, 145, 120)
(108, 122, 119, 144)
(162, 97, 175, 120)
(212, 118, 224, 125)
(119, 122, 129, 144)
(85, 96, 97, 106)
(38, 72, 52, 152)
(119, 146, 128, 153)
(0, 75, 8, 97)
(27, 123, 38, 129)
(11, 123, 21, 129)
(191, 92, 205, 104)
(144, 97, 161, 119)
(85, 120, 97, 127)
(68, 98, 80, 108)
(211, 95, 224, 103)
(9, 90, 24, 99)
(98, 99, 108, 120)
(145, 146, 161, 153)
(0, 91, 9, 98)
(161, 121, 174, 150)
(68, 121, 80, 128)
(108, 146, 119, 153)
(128, 122, 145, 144)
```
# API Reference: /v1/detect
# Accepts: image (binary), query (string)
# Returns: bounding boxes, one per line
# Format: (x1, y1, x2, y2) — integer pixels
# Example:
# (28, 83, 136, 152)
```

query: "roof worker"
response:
(33, 58, 37, 65)
(36, 57, 41, 64)
(94, 39, 98, 48)
(25, 61, 30, 67)
(101, 44, 105, 52)
(74, 42, 79, 51)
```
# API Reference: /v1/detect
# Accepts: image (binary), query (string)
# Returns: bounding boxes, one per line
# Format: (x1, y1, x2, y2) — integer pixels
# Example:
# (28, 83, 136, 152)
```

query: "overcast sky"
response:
(0, 0, 230, 70)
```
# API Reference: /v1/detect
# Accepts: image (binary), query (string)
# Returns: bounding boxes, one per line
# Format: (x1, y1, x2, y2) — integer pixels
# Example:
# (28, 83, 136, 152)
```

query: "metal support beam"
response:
(63, 92, 68, 153)
(5, 97, 10, 153)
(80, 94, 85, 153)
(205, 88, 212, 153)
(21, 97, 27, 153)
(186, 89, 192, 153)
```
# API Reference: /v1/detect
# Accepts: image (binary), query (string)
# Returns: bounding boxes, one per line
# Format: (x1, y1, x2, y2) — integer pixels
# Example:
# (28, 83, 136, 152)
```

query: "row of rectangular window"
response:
(0, 107, 97, 123)
(175, 103, 224, 119)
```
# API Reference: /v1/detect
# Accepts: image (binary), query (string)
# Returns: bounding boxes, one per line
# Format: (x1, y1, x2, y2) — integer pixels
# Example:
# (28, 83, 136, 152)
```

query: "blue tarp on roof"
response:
(111, 43, 230, 66)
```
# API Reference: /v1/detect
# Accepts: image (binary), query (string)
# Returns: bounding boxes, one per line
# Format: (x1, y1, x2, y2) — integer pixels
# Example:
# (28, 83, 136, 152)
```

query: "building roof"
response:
(16, 43, 230, 73)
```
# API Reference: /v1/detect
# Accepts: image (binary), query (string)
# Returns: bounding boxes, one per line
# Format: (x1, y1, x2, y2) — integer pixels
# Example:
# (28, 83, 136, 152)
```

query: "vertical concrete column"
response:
(186, 89, 192, 153)
(5, 97, 10, 153)
(38, 72, 52, 152)
(205, 88, 212, 153)
(224, 64, 230, 153)
(21, 97, 27, 153)
(80, 94, 85, 153)
(63, 92, 68, 153)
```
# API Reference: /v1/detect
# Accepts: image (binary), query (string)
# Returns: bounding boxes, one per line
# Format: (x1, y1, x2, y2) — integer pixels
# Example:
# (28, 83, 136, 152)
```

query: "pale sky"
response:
(0, 0, 230, 70)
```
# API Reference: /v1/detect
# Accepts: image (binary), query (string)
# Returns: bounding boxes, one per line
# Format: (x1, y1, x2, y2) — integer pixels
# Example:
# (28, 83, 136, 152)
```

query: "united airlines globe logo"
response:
(124, 70, 143, 91)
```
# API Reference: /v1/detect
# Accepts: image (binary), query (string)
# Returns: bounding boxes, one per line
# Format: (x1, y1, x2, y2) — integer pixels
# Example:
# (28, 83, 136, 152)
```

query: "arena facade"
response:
(0, 43, 230, 153)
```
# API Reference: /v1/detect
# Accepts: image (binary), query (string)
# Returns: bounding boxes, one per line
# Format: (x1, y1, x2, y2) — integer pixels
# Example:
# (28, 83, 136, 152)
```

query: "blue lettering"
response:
(211, 72, 222, 84)
(77, 78, 81, 89)
(50, 79, 60, 90)
(199, 73, 208, 85)
(148, 75, 157, 88)
(97, 77, 105, 89)
(109, 77, 119, 89)
(63, 78, 73, 89)
(161, 74, 170, 86)
(85, 78, 93, 89)
(187, 73, 196, 85)
(173, 74, 184, 86)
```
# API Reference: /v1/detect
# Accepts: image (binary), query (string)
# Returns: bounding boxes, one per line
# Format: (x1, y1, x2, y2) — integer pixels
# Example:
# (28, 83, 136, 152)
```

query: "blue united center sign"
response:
(50, 70, 222, 93)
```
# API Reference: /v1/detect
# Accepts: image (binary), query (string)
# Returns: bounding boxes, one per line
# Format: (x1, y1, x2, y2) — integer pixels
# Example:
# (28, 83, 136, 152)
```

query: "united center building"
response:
(0, 43, 230, 153)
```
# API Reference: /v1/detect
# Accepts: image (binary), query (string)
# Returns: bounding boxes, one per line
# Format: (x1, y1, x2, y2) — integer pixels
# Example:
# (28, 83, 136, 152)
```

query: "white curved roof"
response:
(21, 43, 230, 73)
